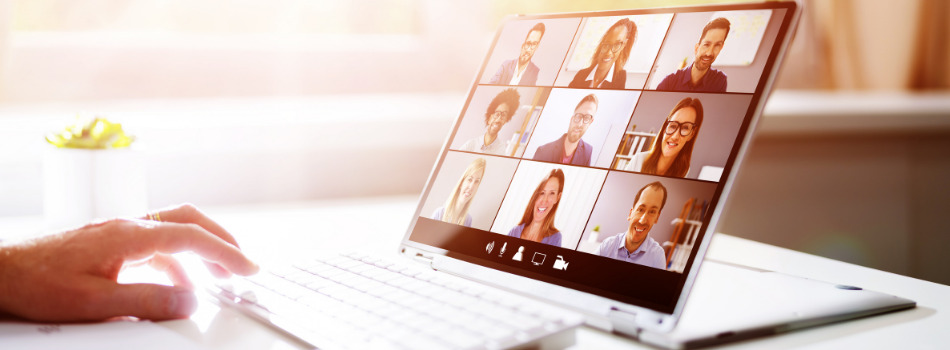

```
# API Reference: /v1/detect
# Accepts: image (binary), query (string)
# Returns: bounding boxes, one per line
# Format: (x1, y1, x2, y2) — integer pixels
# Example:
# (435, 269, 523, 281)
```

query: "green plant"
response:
(46, 117, 135, 149)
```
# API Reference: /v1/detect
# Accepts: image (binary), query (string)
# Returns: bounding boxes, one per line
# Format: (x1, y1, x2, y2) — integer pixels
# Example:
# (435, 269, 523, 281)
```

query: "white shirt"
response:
(459, 134, 507, 155)
(584, 64, 616, 88)
(624, 151, 649, 172)
(509, 62, 526, 85)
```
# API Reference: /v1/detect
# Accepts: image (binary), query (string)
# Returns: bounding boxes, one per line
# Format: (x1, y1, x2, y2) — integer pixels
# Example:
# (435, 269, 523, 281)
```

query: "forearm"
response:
(0, 241, 23, 318)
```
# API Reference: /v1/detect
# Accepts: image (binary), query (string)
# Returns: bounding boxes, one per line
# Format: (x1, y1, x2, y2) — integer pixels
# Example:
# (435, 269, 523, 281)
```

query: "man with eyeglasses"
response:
(459, 88, 521, 155)
(597, 181, 668, 270)
(656, 17, 731, 92)
(489, 23, 545, 86)
(533, 93, 597, 166)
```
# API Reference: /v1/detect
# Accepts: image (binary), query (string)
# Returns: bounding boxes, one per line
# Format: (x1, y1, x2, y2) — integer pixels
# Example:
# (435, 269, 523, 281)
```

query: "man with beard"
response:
(488, 23, 545, 86)
(532, 94, 597, 166)
(597, 181, 668, 270)
(459, 88, 521, 155)
(656, 17, 730, 92)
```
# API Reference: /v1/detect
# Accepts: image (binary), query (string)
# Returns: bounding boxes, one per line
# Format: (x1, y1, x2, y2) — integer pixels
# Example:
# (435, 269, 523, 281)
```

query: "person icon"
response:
(513, 246, 525, 261)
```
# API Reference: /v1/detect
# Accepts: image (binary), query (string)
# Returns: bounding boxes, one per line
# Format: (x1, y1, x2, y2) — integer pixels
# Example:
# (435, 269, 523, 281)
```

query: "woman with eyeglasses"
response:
(568, 18, 637, 89)
(432, 158, 487, 227)
(625, 97, 704, 178)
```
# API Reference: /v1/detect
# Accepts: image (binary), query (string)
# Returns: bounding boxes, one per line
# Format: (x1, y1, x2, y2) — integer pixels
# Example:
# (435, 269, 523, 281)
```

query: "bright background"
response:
(0, 0, 947, 286)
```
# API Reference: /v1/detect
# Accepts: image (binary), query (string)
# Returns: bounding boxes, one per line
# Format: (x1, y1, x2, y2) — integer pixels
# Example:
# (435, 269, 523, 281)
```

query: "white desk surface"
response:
(2, 196, 947, 349)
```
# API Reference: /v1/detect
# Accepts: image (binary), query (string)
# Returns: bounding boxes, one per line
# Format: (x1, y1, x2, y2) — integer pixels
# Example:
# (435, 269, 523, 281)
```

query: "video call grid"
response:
(422, 8, 782, 274)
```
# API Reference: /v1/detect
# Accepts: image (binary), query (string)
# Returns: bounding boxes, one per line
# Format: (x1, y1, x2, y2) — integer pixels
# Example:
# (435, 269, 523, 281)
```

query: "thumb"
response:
(104, 283, 198, 320)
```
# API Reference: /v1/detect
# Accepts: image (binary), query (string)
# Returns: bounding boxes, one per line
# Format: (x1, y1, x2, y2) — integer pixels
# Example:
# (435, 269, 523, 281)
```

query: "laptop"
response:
(212, 1, 915, 349)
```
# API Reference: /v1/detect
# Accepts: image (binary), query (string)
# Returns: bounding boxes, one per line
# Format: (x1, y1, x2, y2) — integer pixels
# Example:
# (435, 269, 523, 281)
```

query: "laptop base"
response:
(634, 260, 915, 349)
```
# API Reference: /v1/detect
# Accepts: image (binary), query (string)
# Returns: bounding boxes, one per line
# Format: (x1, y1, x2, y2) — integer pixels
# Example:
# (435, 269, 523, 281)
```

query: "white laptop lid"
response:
(399, 0, 801, 333)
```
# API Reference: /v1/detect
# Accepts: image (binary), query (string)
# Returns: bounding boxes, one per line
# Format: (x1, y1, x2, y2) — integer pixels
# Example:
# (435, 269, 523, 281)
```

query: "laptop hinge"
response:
(411, 252, 436, 269)
(399, 247, 437, 270)
(607, 307, 643, 339)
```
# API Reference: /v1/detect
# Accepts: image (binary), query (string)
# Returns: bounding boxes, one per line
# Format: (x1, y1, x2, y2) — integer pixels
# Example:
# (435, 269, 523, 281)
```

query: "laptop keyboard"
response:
(213, 252, 583, 350)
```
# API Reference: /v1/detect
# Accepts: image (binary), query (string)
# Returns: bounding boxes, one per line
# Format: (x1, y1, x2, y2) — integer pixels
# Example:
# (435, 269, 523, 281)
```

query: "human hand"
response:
(0, 204, 258, 322)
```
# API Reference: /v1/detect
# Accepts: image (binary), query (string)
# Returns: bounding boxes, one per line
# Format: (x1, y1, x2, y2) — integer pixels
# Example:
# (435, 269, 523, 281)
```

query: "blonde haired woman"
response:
(431, 158, 487, 227)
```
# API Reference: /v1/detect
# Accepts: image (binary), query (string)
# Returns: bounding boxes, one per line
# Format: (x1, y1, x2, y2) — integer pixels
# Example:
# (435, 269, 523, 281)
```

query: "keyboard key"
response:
(347, 263, 375, 274)
(362, 268, 402, 283)
(366, 284, 402, 298)
(417, 319, 453, 338)
(298, 293, 339, 310)
(364, 336, 402, 350)
(371, 259, 395, 268)
(411, 336, 452, 350)
(400, 312, 440, 330)
(270, 265, 296, 277)
(304, 276, 334, 291)
(386, 264, 408, 273)
(381, 325, 419, 344)
(344, 251, 369, 260)
(437, 329, 484, 349)
(399, 267, 424, 277)
(469, 319, 515, 340)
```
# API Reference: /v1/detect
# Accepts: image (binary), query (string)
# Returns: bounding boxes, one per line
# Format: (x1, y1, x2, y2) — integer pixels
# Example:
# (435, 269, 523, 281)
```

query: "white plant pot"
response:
(43, 147, 147, 230)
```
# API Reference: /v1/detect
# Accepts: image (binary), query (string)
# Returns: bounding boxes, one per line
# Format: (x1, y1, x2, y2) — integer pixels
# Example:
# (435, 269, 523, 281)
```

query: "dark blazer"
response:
(568, 66, 627, 89)
(532, 134, 593, 166)
(488, 59, 540, 86)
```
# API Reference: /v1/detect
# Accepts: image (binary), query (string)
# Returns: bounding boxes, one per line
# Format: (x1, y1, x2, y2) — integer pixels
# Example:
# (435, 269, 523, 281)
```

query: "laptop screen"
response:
(405, 2, 797, 314)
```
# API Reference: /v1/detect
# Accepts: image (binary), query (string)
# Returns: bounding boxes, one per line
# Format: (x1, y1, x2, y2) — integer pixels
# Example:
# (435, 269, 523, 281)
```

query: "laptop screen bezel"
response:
(398, 0, 801, 329)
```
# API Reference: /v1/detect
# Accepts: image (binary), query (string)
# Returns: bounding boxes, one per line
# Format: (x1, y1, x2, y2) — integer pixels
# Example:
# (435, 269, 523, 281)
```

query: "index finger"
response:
(141, 204, 240, 248)
(119, 220, 259, 276)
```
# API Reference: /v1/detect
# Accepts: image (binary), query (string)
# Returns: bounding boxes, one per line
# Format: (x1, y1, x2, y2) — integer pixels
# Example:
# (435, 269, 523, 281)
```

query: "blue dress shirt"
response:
(597, 232, 666, 269)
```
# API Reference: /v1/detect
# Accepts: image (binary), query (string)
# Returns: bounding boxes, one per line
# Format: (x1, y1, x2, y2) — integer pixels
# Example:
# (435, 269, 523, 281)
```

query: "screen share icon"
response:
(531, 252, 546, 266)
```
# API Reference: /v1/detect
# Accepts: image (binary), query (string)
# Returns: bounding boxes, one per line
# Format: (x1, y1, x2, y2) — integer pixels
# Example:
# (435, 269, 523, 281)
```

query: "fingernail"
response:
(169, 290, 198, 317)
